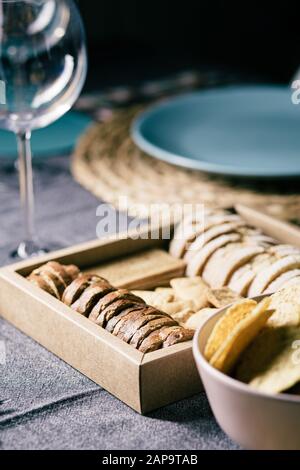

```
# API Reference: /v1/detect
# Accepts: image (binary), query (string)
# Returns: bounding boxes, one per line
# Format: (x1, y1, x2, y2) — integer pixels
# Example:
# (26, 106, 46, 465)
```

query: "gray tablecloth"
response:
(0, 156, 238, 450)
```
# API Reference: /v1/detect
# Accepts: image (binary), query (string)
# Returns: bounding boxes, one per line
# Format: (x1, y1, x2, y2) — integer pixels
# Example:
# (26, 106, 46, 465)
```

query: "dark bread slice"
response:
(28, 262, 80, 299)
(113, 306, 159, 338)
(139, 326, 182, 353)
(43, 262, 74, 286)
(119, 314, 167, 343)
(90, 290, 145, 327)
(102, 299, 145, 325)
(115, 307, 167, 343)
(93, 299, 142, 326)
(28, 273, 58, 297)
(33, 264, 67, 290)
(72, 280, 115, 316)
(105, 306, 146, 334)
(39, 270, 66, 299)
(63, 274, 111, 306)
(163, 328, 194, 348)
(112, 309, 148, 338)
(64, 264, 80, 282)
(130, 317, 177, 349)
(29, 271, 61, 298)
(36, 261, 79, 285)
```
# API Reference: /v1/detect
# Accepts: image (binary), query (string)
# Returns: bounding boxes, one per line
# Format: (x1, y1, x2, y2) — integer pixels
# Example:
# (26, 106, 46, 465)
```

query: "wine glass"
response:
(0, 0, 87, 259)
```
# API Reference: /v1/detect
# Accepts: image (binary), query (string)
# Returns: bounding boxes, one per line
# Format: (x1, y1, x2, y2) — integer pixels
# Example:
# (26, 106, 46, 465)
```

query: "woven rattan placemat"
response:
(72, 106, 300, 222)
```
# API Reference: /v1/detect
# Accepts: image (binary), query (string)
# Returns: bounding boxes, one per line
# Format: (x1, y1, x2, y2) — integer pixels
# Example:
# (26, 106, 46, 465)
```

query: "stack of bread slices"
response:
(170, 209, 300, 297)
(27, 262, 194, 353)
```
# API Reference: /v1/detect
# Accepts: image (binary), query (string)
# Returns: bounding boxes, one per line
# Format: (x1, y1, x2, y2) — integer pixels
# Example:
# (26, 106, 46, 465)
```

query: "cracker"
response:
(185, 308, 218, 330)
(204, 299, 257, 361)
(131, 291, 192, 316)
(157, 300, 195, 316)
(171, 308, 195, 325)
(207, 288, 243, 309)
(280, 276, 300, 289)
(155, 288, 175, 299)
(268, 284, 300, 327)
(170, 277, 209, 310)
(131, 290, 172, 306)
(209, 298, 273, 374)
(235, 325, 300, 394)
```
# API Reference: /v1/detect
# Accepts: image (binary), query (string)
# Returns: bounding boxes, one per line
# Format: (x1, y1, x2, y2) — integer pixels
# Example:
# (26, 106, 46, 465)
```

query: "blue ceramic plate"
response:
(132, 85, 300, 178)
(0, 111, 92, 159)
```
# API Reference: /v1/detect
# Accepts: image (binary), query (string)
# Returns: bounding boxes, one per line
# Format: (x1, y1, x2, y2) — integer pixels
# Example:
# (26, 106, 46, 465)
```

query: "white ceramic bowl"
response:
(193, 307, 300, 450)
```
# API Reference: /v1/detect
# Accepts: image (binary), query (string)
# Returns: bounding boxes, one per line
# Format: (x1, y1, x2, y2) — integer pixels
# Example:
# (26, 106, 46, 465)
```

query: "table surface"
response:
(0, 156, 239, 450)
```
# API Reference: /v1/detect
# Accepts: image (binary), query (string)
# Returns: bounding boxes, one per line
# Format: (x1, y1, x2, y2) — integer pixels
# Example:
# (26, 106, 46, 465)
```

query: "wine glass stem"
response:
(16, 130, 36, 244)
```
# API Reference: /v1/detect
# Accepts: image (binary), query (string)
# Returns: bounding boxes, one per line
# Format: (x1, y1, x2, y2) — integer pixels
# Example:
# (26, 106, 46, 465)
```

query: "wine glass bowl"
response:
(0, 0, 87, 258)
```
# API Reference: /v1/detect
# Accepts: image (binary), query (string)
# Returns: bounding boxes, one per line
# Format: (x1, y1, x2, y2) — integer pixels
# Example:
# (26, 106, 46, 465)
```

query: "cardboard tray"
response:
(0, 223, 199, 414)
(1, 205, 300, 414)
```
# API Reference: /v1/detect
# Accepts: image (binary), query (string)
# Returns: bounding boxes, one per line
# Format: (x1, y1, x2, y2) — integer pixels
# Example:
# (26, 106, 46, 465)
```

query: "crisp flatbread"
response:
(279, 276, 300, 290)
(264, 269, 300, 294)
(228, 252, 275, 296)
(248, 255, 300, 297)
(203, 244, 264, 289)
(209, 299, 273, 374)
(269, 245, 300, 258)
(185, 221, 246, 261)
(268, 284, 300, 327)
(170, 213, 242, 259)
(204, 299, 257, 361)
(207, 288, 242, 309)
(186, 233, 241, 277)
(235, 325, 300, 394)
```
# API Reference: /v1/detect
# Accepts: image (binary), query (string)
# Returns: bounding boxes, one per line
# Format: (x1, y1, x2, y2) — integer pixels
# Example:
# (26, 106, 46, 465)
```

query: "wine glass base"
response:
(11, 240, 62, 260)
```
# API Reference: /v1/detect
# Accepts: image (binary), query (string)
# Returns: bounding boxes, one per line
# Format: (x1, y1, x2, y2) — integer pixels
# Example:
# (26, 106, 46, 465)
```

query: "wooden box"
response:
(0, 223, 200, 414)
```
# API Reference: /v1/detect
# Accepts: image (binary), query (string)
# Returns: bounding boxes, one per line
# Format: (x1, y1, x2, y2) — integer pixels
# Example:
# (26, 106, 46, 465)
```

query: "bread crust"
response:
(72, 280, 115, 316)
(130, 317, 177, 349)
(116, 307, 166, 343)
(90, 290, 145, 327)
(105, 305, 146, 334)
(62, 274, 106, 306)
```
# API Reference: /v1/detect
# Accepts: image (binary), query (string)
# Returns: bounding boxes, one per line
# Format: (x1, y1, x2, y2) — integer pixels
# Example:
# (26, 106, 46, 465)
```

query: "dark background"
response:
(77, 0, 300, 90)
